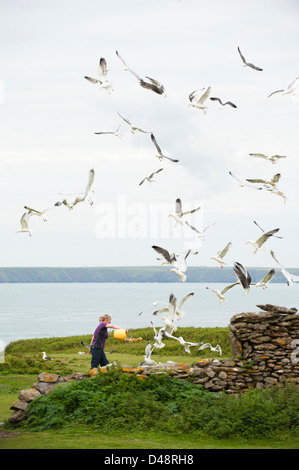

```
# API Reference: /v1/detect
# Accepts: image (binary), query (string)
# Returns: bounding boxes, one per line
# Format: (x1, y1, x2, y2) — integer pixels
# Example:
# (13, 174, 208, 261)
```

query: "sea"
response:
(0, 282, 298, 346)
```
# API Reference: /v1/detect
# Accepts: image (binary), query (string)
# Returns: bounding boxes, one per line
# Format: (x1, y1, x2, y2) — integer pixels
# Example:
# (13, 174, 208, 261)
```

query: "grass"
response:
(1, 330, 299, 450)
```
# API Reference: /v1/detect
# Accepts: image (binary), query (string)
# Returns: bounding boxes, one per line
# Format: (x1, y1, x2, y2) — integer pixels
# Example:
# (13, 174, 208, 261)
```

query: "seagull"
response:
(94, 123, 123, 138)
(153, 292, 194, 322)
(117, 112, 150, 134)
(206, 282, 239, 304)
(253, 268, 275, 289)
(270, 250, 299, 286)
(16, 210, 38, 237)
(185, 220, 217, 240)
(237, 46, 263, 71)
(116, 50, 165, 95)
(55, 169, 95, 209)
(249, 153, 287, 164)
(265, 186, 288, 204)
(268, 76, 299, 98)
(211, 242, 232, 268)
(139, 168, 163, 186)
(163, 331, 203, 354)
(152, 245, 178, 266)
(188, 87, 211, 113)
(210, 97, 237, 108)
(42, 351, 54, 361)
(246, 173, 281, 189)
(140, 341, 157, 366)
(80, 340, 90, 349)
(169, 250, 191, 282)
(84, 58, 113, 93)
(150, 133, 179, 162)
(150, 321, 166, 349)
(253, 220, 283, 239)
(229, 171, 263, 190)
(23, 205, 54, 222)
(78, 351, 85, 355)
(198, 343, 222, 356)
(233, 262, 252, 295)
(168, 198, 201, 227)
(245, 228, 280, 255)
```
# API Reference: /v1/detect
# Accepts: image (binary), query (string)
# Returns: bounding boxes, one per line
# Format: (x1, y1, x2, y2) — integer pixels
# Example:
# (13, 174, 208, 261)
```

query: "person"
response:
(89, 314, 127, 369)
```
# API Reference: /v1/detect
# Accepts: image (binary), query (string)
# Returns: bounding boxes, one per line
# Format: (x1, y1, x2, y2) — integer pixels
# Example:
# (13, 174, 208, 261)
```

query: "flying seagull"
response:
(80, 340, 90, 349)
(139, 168, 163, 186)
(198, 343, 222, 356)
(163, 331, 202, 354)
(270, 250, 299, 286)
(253, 268, 276, 289)
(210, 97, 237, 108)
(153, 292, 194, 322)
(84, 58, 113, 93)
(246, 173, 281, 189)
(188, 87, 211, 113)
(152, 245, 178, 266)
(249, 153, 287, 164)
(168, 198, 201, 227)
(185, 220, 217, 240)
(42, 351, 54, 361)
(150, 321, 166, 349)
(16, 209, 40, 237)
(206, 282, 239, 304)
(229, 171, 263, 190)
(169, 250, 191, 282)
(268, 76, 299, 98)
(253, 220, 282, 239)
(116, 50, 165, 95)
(211, 242, 232, 268)
(117, 111, 150, 134)
(245, 228, 280, 255)
(140, 341, 157, 366)
(55, 169, 95, 209)
(150, 133, 179, 162)
(233, 262, 252, 295)
(237, 46, 263, 71)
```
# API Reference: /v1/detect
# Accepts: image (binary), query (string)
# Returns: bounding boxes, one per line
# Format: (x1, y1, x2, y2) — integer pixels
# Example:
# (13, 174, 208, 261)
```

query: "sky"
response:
(1, 0, 299, 269)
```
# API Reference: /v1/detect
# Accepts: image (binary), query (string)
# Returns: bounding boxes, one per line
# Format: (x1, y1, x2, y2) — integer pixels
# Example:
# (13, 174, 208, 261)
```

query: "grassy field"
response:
(0, 329, 299, 450)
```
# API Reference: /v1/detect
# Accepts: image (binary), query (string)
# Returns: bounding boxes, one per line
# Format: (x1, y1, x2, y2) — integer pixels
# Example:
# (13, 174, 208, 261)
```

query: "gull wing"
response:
(270, 250, 284, 268)
(175, 198, 183, 214)
(233, 262, 251, 289)
(259, 268, 276, 284)
(249, 153, 268, 160)
(152, 307, 169, 316)
(85, 169, 95, 195)
(255, 228, 280, 247)
(221, 282, 239, 294)
(85, 76, 102, 84)
(98, 58, 108, 77)
(168, 293, 177, 321)
(151, 133, 163, 156)
(218, 242, 232, 258)
(152, 245, 176, 264)
(197, 86, 211, 104)
(185, 221, 201, 234)
(115, 50, 142, 81)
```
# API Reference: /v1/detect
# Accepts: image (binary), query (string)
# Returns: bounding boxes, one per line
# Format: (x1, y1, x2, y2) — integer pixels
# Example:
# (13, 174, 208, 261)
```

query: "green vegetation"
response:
(1, 329, 299, 449)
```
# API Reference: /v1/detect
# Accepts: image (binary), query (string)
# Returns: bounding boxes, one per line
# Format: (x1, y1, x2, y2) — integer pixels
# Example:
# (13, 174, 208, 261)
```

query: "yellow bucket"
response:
(114, 329, 127, 341)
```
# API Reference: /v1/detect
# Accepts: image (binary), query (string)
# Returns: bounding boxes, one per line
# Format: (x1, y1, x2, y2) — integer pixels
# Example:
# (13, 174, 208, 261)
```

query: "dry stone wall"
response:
(8, 304, 299, 424)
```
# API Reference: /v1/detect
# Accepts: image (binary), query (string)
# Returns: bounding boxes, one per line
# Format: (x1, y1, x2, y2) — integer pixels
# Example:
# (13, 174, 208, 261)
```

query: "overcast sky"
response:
(1, 0, 299, 270)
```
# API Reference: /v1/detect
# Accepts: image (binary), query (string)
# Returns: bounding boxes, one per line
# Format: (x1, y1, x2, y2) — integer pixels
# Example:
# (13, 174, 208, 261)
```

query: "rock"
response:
(10, 401, 28, 411)
(8, 410, 27, 423)
(256, 304, 297, 315)
(37, 372, 60, 383)
(18, 388, 41, 402)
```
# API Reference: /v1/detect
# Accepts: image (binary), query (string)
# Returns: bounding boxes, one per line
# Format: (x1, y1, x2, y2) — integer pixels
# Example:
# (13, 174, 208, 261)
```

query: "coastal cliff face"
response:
(8, 305, 299, 423)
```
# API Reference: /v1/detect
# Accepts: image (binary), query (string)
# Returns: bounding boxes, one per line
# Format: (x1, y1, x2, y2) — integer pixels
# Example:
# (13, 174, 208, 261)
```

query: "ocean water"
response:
(0, 282, 298, 346)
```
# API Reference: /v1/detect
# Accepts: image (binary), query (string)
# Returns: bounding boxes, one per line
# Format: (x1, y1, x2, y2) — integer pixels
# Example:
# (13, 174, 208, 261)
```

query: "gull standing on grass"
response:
(245, 228, 280, 255)
(84, 58, 113, 93)
(140, 342, 157, 366)
(237, 46, 263, 71)
(150, 133, 179, 162)
(116, 51, 165, 96)
(55, 169, 95, 209)
(168, 198, 201, 227)
(270, 250, 299, 286)
(188, 87, 211, 113)
(42, 352, 54, 361)
(211, 242, 232, 268)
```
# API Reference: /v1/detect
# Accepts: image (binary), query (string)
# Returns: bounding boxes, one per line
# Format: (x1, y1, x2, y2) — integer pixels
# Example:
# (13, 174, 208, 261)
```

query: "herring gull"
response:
(233, 262, 252, 295)
(168, 198, 201, 227)
(270, 250, 299, 286)
(237, 46, 263, 71)
(245, 228, 280, 255)
(151, 133, 179, 162)
(211, 242, 232, 268)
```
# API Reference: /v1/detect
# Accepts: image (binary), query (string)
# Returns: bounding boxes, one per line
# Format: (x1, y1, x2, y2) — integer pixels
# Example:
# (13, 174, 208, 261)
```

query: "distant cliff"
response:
(0, 266, 296, 283)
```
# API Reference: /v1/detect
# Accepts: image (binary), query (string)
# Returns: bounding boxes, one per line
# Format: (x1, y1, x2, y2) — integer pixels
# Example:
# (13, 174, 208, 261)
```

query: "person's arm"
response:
(106, 323, 128, 333)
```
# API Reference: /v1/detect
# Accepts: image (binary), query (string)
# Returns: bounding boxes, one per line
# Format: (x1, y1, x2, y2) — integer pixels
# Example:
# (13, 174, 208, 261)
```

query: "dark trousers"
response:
(90, 346, 109, 368)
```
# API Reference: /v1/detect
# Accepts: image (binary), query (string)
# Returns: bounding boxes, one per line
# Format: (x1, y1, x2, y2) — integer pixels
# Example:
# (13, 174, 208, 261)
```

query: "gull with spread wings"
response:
(245, 228, 280, 255)
(188, 87, 211, 113)
(206, 282, 239, 304)
(150, 133, 179, 162)
(84, 58, 113, 93)
(237, 46, 263, 71)
(253, 269, 276, 289)
(210, 97, 237, 108)
(211, 242, 232, 268)
(116, 50, 165, 95)
(249, 153, 287, 164)
(229, 171, 263, 190)
(270, 250, 299, 286)
(233, 262, 252, 295)
(185, 220, 216, 240)
(117, 112, 150, 134)
(55, 168, 95, 209)
(268, 76, 299, 98)
(168, 198, 201, 227)
(139, 168, 163, 186)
